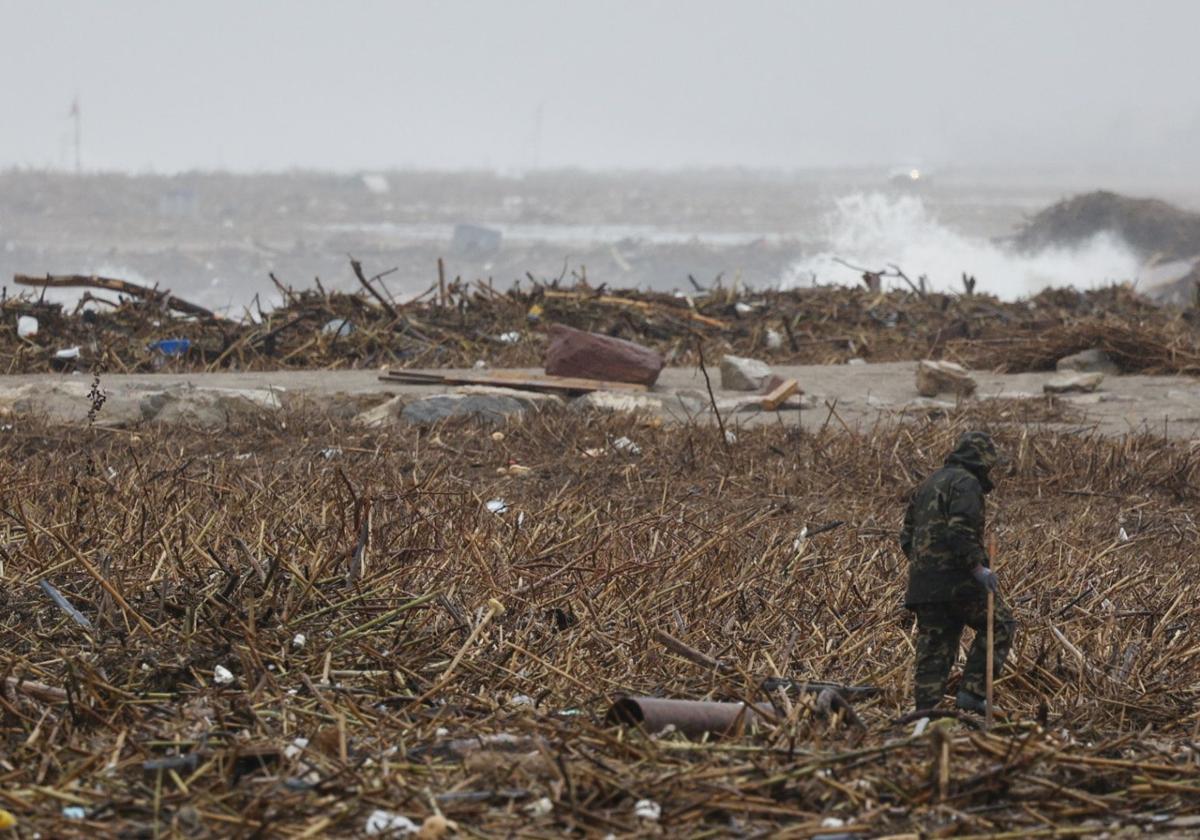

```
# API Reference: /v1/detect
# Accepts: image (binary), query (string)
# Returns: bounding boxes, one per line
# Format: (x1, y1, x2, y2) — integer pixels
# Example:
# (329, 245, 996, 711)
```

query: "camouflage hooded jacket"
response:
(899, 432, 997, 606)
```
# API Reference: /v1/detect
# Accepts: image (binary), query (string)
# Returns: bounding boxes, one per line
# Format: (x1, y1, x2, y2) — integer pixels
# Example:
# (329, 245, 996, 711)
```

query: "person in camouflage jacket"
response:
(900, 431, 1016, 713)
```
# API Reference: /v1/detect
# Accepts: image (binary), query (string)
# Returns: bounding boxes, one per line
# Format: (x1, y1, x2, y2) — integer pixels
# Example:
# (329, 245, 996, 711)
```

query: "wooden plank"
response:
(379, 370, 650, 395)
(760, 378, 800, 410)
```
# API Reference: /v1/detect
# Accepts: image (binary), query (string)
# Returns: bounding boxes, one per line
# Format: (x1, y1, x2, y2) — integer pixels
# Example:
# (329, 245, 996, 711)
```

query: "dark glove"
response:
(972, 564, 999, 594)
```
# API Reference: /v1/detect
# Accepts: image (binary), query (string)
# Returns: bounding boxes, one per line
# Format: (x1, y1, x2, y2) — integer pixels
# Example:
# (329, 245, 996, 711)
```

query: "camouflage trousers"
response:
(912, 597, 1016, 710)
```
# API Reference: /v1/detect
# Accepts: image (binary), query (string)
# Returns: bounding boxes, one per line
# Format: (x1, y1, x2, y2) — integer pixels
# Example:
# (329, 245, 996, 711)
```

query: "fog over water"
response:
(2, 1, 1199, 306)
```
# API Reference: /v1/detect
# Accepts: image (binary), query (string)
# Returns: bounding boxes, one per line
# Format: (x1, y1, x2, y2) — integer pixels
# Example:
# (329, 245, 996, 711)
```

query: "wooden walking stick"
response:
(985, 534, 997, 730)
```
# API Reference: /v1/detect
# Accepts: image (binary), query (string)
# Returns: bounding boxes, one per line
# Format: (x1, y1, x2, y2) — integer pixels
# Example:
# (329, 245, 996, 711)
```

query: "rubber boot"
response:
(955, 689, 988, 714)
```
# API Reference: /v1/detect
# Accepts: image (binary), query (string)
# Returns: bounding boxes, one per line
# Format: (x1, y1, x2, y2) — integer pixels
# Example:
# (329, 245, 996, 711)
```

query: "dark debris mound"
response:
(1014, 190, 1200, 259)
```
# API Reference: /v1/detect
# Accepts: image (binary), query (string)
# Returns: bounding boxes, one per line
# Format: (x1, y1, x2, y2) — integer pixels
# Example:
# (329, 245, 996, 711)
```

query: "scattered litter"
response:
(319, 447, 342, 460)
(485, 499, 509, 515)
(0, 808, 14, 829)
(765, 328, 783, 349)
(634, 799, 662, 821)
(473, 359, 488, 369)
(526, 303, 544, 322)
(62, 806, 87, 820)
(150, 338, 191, 356)
(283, 737, 309, 760)
(418, 815, 456, 839)
(364, 809, 419, 836)
(292, 633, 307, 649)
(510, 693, 535, 707)
(821, 817, 846, 828)
(497, 331, 521, 345)
(321, 318, 354, 337)
(734, 302, 754, 316)
(54, 346, 81, 360)
(524, 797, 553, 818)
(213, 665, 235, 685)
(912, 717, 930, 737)
(847, 357, 866, 366)
(583, 447, 606, 458)
(612, 436, 641, 455)
(724, 430, 738, 445)
(16, 316, 37, 338)
(1118, 527, 1129, 542)
(491, 431, 505, 442)
(234, 453, 253, 461)
(498, 464, 532, 477)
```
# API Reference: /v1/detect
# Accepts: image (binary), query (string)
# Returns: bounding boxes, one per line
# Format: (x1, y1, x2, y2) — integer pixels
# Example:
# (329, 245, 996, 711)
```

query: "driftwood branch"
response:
(349, 257, 399, 320)
(14, 273, 219, 320)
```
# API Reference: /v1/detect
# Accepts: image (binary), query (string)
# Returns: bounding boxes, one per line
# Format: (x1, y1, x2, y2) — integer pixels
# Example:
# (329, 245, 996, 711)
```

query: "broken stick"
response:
(14, 273, 218, 320)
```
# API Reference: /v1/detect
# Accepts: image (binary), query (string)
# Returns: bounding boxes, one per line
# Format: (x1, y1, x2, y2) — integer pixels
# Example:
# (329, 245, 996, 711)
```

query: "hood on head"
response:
(945, 431, 1000, 484)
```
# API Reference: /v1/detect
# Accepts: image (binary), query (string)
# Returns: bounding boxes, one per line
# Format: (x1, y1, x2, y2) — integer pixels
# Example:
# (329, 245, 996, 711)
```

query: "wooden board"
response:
(380, 369, 650, 396)
(760, 378, 800, 411)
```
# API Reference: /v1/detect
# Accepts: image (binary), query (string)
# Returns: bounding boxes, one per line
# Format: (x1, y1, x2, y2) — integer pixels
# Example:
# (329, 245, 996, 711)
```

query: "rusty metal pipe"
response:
(606, 696, 775, 739)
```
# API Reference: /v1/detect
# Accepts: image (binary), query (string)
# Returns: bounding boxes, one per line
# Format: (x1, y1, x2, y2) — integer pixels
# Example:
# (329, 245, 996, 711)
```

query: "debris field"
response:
(0, 401, 1197, 837)
(6, 271, 1200, 376)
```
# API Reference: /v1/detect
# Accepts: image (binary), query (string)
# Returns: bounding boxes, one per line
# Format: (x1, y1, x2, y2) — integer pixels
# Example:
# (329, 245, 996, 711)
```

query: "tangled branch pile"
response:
(0, 404, 1197, 836)
(4, 271, 1200, 375)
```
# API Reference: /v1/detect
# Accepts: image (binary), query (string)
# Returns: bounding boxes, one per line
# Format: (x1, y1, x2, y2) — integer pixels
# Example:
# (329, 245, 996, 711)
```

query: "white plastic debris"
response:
(583, 447, 606, 458)
(734, 302, 753, 316)
(17, 316, 37, 338)
(284, 737, 309, 760)
(435, 726, 449, 737)
(234, 453, 253, 461)
(765, 328, 783, 349)
(497, 331, 521, 345)
(322, 319, 353, 337)
(612, 436, 641, 455)
(319, 447, 342, 460)
(1118, 527, 1129, 542)
(912, 716, 930, 737)
(524, 797, 553, 818)
(213, 665, 235, 685)
(62, 806, 87, 820)
(364, 809, 418, 836)
(106, 467, 118, 480)
(847, 357, 866, 366)
(485, 499, 509, 515)
(821, 816, 846, 828)
(510, 693, 535, 707)
(634, 799, 662, 821)
(473, 359, 488, 369)
(54, 346, 81, 360)
(724, 430, 738, 445)
(292, 633, 307, 650)
(491, 431, 505, 442)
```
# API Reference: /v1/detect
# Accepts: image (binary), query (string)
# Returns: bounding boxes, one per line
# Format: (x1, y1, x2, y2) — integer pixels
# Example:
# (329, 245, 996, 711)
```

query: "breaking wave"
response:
(780, 193, 1141, 300)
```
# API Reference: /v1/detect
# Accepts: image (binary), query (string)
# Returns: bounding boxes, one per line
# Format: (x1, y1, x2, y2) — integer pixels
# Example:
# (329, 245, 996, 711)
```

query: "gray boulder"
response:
(719, 355, 772, 391)
(1044, 372, 1104, 394)
(1056, 348, 1119, 376)
(144, 386, 283, 427)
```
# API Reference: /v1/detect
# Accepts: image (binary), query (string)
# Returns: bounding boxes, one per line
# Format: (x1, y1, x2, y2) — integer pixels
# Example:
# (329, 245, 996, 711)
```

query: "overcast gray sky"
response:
(3, 0, 1198, 174)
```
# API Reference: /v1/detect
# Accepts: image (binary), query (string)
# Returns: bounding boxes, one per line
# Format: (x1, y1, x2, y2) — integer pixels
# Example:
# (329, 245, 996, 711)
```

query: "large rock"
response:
(544, 324, 664, 386)
(1044, 372, 1104, 394)
(719, 355, 772, 391)
(0, 381, 146, 426)
(571, 391, 665, 414)
(399, 393, 529, 426)
(144, 386, 282, 427)
(1056, 348, 1119, 375)
(915, 361, 977, 398)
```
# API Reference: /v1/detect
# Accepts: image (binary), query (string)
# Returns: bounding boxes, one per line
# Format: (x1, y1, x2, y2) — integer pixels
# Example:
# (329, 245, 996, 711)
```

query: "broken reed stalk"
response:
(693, 335, 730, 450)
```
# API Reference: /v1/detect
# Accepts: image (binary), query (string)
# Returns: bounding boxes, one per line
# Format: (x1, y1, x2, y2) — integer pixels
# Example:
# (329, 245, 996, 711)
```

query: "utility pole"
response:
(69, 96, 81, 173)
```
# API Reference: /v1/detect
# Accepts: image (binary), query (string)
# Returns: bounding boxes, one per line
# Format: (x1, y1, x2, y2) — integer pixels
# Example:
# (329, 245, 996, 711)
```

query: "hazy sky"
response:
(3, 0, 1199, 174)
